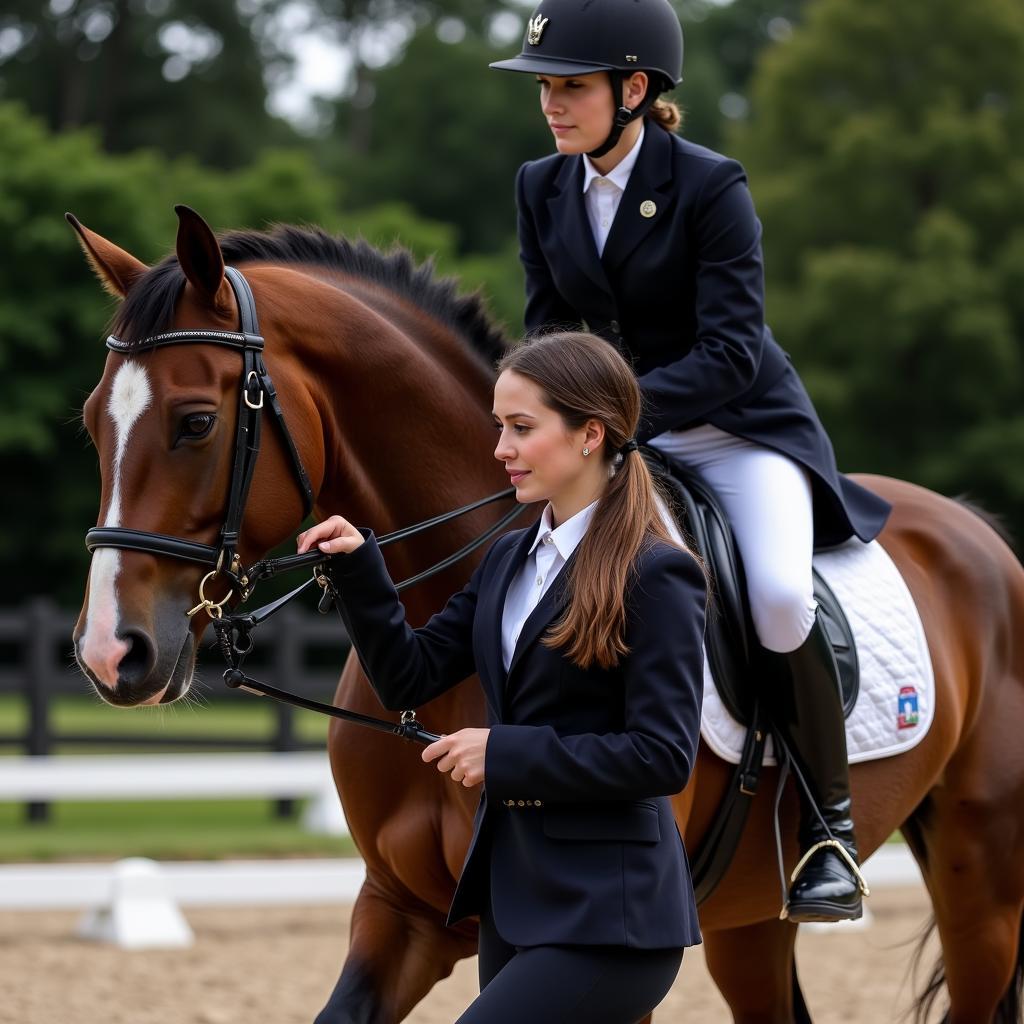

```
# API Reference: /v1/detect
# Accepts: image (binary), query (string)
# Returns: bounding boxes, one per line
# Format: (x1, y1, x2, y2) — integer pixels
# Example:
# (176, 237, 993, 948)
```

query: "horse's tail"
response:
(909, 909, 1024, 1023)
(909, 916, 947, 1023)
(995, 909, 1024, 1023)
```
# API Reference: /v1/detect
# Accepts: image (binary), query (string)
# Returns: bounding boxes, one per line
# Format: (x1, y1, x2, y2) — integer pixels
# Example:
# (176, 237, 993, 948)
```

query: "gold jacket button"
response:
(517, 799, 526, 807)
(504, 799, 514, 808)
(535, 800, 543, 808)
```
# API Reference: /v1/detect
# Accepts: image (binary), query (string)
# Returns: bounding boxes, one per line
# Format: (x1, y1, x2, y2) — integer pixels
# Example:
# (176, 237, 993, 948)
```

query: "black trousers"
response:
(454, 897, 684, 1024)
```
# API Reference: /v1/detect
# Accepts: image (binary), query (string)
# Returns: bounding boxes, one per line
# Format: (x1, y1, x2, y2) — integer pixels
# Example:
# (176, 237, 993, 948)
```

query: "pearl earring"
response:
(582, 447, 590, 457)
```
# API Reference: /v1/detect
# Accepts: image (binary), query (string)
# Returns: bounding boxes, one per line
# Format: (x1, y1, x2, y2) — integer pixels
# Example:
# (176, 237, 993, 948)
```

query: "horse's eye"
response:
(179, 413, 216, 441)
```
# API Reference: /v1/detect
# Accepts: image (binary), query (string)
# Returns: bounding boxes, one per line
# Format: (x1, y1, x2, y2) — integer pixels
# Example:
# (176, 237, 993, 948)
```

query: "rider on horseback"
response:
(490, 0, 892, 922)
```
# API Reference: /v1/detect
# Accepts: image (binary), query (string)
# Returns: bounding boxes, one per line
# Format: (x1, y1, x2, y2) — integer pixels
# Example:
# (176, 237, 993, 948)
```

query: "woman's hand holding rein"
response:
(297, 516, 365, 555)
(296, 518, 489, 786)
(424, 729, 489, 787)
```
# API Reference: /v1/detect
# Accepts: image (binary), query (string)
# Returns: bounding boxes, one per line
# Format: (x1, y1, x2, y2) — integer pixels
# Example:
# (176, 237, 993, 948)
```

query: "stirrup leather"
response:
(779, 838, 871, 920)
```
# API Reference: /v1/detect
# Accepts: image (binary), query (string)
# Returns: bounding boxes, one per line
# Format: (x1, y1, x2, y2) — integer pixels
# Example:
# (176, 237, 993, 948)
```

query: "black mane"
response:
(110, 224, 509, 367)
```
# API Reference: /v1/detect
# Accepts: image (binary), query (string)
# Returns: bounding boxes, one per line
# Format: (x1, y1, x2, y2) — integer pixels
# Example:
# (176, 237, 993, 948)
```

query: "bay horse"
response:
(70, 207, 1024, 1024)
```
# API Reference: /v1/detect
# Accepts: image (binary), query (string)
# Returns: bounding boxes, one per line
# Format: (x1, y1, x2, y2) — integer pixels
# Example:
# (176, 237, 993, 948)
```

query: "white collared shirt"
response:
(581, 123, 645, 257)
(500, 500, 599, 672)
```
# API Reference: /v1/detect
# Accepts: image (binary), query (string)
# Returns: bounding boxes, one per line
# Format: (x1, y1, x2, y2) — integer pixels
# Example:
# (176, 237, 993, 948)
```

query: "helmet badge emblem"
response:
(527, 13, 549, 45)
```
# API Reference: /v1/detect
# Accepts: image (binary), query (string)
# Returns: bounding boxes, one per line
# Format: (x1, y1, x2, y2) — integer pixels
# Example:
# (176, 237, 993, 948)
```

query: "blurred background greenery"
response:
(2, 0, 1023, 618)
(1, 0, 1022, 862)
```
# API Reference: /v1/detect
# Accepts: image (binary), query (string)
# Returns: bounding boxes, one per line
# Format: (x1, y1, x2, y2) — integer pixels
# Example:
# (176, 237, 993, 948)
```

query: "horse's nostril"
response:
(118, 628, 156, 688)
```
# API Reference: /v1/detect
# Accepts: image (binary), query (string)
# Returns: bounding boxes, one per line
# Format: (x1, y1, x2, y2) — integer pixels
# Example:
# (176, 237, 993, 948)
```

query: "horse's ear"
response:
(65, 213, 148, 299)
(174, 204, 227, 307)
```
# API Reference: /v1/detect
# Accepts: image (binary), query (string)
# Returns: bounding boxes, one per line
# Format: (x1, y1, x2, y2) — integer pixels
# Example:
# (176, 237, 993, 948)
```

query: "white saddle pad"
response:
(700, 539, 935, 766)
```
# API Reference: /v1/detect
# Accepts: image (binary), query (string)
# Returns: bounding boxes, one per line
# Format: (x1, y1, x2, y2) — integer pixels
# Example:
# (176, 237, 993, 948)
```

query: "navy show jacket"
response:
(516, 124, 891, 548)
(329, 521, 706, 950)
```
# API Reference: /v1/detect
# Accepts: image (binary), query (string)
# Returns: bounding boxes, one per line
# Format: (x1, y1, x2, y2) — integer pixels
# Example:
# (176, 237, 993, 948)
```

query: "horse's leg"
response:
(904, 780, 1024, 1023)
(704, 918, 808, 1024)
(897, 641, 1024, 1024)
(314, 873, 476, 1024)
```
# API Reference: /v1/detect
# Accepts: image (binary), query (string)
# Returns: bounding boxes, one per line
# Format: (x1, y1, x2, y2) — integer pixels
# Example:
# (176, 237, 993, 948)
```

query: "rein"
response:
(85, 265, 526, 744)
(215, 489, 525, 745)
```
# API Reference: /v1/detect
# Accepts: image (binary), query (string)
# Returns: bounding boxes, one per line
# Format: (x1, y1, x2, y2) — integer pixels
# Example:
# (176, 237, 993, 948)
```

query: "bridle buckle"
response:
(244, 370, 264, 410)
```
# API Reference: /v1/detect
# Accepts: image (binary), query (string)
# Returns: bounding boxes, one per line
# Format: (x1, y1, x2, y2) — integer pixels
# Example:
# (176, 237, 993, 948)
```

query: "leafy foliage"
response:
(676, 0, 808, 148)
(0, 0, 300, 165)
(321, 26, 551, 253)
(733, 0, 1024, 536)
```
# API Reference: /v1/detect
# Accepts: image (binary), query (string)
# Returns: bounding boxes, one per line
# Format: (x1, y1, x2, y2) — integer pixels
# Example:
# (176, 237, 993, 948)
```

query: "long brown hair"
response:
(498, 332, 693, 670)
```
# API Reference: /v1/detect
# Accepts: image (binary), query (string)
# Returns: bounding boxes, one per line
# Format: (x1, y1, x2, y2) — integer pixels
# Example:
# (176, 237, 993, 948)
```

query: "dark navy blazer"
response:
(516, 124, 891, 548)
(329, 521, 706, 950)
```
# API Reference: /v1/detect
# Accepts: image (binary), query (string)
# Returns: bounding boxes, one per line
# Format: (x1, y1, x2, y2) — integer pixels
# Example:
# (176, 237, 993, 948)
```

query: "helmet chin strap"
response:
(587, 72, 660, 160)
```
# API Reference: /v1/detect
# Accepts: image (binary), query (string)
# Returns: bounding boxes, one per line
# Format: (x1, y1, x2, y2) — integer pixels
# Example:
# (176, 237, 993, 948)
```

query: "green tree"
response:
(323, 25, 551, 254)
(733, 0, 1024, 532)
(0, 0, 299, 166)
(676, 0, 808, 149)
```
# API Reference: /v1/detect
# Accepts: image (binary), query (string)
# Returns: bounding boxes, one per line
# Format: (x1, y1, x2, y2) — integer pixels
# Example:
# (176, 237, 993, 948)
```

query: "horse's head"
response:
(70, 207, 321, 706)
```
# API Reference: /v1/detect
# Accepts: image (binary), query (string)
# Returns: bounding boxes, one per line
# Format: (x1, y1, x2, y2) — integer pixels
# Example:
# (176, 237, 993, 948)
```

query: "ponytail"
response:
(544, 445, 679, 669)
(647, 97, 683, 133)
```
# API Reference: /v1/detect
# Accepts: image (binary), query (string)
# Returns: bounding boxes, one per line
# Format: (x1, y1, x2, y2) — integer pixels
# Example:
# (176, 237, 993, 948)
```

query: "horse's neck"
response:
(290, 287, 507, 621)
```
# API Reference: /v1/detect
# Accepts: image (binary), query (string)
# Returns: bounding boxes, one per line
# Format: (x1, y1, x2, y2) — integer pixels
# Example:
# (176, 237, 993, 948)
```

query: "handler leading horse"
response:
(71, 208, 1024, 1024)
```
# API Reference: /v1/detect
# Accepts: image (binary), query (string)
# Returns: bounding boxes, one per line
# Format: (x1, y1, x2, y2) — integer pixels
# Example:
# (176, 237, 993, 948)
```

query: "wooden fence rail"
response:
(0, 599, 351, 820)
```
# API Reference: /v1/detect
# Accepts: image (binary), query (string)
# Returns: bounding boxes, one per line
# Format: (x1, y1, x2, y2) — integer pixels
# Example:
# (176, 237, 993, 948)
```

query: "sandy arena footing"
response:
(0, 885, 941, 1024)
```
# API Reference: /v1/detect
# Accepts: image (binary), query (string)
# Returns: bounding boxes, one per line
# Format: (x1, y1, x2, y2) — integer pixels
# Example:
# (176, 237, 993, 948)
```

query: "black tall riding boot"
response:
(767, 611, 867, 923)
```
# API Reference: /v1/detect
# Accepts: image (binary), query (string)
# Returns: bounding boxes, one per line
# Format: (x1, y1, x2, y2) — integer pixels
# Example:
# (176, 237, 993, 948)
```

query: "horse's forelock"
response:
(108, 259, 186, 348)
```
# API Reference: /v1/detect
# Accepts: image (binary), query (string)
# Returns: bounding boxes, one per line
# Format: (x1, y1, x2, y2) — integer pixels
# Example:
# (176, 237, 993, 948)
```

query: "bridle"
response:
(84, 265, 526, 743)
(86, 267, 315, 618)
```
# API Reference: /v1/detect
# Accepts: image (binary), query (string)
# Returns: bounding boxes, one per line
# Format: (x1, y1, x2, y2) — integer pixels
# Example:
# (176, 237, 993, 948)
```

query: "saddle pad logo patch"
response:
(897, 685, 919, 729)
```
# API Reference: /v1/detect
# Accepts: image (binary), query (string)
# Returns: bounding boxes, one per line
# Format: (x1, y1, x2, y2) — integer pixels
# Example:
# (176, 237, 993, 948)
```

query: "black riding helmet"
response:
(489, 0, 684, 158)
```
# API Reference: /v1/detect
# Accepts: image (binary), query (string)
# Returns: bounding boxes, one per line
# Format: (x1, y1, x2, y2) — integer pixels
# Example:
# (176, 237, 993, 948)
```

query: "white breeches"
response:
(650, 424, 817, 654)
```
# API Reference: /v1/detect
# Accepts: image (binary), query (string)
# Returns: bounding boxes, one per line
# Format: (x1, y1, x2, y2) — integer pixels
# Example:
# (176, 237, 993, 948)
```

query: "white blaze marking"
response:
(81, 362, 153, 684)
